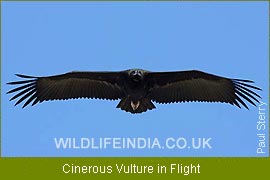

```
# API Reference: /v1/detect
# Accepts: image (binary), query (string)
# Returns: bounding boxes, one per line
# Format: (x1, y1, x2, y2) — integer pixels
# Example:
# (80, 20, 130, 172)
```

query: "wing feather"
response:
(146, 70, 261, 109)
(7, 71, 124, 107)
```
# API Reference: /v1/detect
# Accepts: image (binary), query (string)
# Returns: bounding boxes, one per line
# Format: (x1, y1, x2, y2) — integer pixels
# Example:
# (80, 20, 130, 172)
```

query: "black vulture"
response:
(7, 69, 262, 114)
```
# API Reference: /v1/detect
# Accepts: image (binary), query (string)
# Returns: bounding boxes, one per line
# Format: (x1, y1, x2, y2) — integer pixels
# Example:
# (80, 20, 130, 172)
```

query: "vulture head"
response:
(129, 69, 144, 82)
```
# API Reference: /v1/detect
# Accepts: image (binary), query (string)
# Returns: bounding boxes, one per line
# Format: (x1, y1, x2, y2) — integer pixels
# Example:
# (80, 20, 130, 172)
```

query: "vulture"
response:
(7, 69, 262, 114)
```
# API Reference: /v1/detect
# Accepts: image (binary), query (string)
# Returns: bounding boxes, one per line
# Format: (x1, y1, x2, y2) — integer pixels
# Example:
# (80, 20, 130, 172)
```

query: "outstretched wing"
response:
(7, 71, 125, 108)
(146, 70, 262, 109)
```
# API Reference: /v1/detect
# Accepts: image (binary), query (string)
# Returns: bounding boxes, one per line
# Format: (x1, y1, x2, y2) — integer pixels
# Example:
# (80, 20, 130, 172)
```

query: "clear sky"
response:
(2, 2, 269, 157)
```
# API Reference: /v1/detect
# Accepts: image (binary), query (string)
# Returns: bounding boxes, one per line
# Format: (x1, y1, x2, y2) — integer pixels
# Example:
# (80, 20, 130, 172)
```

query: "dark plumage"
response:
(7, 69, 262, 114)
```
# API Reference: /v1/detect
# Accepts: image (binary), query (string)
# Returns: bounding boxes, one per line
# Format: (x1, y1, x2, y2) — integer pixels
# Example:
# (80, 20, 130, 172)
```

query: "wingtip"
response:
(15, 101, 21, 106)
(15, 74, 36, 78)
(233, 79, 254, 83)
(15, 74, 26, 78)
(9, 96, 16, 101)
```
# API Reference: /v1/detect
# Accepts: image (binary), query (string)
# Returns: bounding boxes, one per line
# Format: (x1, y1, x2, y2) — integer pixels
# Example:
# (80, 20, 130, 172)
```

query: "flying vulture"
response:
(7, 69, 262, 114)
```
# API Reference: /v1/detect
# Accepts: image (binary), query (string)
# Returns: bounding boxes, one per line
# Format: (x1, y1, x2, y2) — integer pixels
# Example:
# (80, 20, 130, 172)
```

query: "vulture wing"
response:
(7, 71, 124, 108)
(146, 70, 261, 109)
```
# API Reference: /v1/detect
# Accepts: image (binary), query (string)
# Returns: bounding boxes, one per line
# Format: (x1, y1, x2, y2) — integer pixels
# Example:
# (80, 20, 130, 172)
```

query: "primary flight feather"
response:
(7, 69, 262, 114)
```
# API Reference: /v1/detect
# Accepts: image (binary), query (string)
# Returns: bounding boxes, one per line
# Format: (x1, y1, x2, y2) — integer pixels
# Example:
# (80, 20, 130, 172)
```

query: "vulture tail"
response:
(116, 97, 156, 114)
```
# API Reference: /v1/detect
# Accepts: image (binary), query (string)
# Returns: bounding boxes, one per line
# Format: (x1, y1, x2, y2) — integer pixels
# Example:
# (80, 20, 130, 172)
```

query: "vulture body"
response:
(7, 69, 262, 114)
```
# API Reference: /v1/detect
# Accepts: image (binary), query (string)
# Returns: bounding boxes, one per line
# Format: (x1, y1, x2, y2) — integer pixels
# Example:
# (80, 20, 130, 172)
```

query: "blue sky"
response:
(2, 2, 269, 157)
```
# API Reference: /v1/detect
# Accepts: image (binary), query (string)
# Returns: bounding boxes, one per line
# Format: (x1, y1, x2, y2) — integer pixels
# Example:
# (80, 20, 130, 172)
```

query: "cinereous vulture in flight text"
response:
(7, 69, 262, 114)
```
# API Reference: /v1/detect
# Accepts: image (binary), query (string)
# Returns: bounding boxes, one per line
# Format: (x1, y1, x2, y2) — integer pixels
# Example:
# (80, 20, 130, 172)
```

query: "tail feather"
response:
(116, 98, 155, 114)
